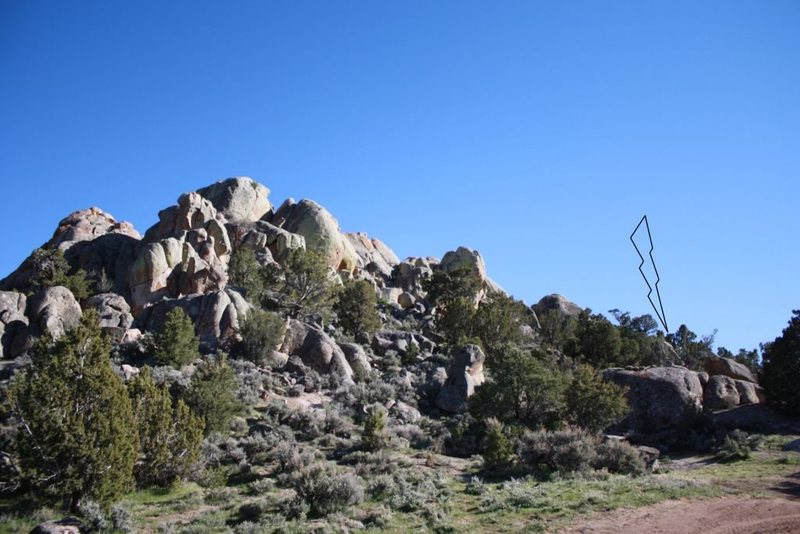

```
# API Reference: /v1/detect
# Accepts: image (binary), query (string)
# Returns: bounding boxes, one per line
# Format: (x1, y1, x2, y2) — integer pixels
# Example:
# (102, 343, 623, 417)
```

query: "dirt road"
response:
(559, 496, 800, 534)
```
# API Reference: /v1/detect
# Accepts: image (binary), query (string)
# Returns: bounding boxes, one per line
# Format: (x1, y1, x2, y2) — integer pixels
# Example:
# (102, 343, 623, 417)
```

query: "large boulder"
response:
(196, 177, 272, 224)
(704, 375, 741, 411)
(85, 293, 134, 329)
(533, 294, 583, 318)
(279, 319, 353, 381)
(27, 286, 82, 340)
(339, 342, 372, 378)
(30, 518, 83, 534)
(704, 356, 758, 384)
(435, 344, 486, 413)
(734, 379, 764, 405)
(0, 291, 27, 359)
(138, 289, 250, 348)
(603, 366, 704, 432)
(440, 247, 503, 293)
(270, 199, 359, 272)
(392, 257, 436, 299)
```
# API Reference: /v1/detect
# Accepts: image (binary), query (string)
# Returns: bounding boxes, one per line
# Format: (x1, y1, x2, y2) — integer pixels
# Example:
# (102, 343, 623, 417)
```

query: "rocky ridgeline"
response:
(0, 176, 765, 422)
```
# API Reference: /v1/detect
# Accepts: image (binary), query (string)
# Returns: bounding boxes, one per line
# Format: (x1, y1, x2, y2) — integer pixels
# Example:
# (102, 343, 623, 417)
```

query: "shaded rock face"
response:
(392, 257, 436, 302)
(85, 293, 133, 329)
(604, 366, 704, 433)
(339, 342, 371, 379)
(270, 199, 359, 272)
(0, 208, 141, 298)
(138, 289, 250, 348)
(279, 319, 353, 381)
(132, 193, 231, 310)
(704, 356, 757, 384)
(0, 291, 27, 359)
(704, 375, 741, 411)
(734, 379, 764, 405)
(435, 344, 486, 414)
(196, 177, 272, 224)
(533, 294, 583, 318)
(27, 286, 82, 340)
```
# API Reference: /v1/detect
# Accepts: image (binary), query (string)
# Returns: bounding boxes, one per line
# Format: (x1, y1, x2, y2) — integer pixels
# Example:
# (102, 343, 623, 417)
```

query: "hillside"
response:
(0, 176, 798, 533)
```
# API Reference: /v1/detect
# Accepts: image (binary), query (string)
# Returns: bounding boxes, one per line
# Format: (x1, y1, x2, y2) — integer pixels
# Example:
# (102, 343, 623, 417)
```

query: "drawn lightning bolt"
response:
(630, 215, 669, 332)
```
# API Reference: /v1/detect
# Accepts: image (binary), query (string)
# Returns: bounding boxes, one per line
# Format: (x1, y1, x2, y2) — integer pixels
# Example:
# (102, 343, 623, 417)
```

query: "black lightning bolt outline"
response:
(630, 215, 669, 332)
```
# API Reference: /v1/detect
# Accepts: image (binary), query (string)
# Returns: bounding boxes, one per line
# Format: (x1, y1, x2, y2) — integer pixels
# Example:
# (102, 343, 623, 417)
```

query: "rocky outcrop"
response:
(704, 356, 758, 384)
(27, 286, 82, 340)
(227, 220, 306, 263)
(279, 319, 353, 381)
(0, 291, 27, 359)
(196, 177, 272, 224)
(270, 199, 358, 272)
(345, 233, 400, 282)
(138, 289, 250, 348)
(392, 257, 436, 301)
(45, 207, 141, 250)
(131, 193, 231, 310)
(435, 344, 485, 413)
(533, 294, 583, 318)
(604, 366, 705, 432)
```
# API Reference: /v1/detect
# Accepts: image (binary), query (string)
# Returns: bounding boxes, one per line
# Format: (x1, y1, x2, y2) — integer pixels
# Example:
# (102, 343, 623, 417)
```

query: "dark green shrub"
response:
(565, 364, 629, 433)
(237, 308, 285, 367)
(334, 279, 381, 337)
(362, 404, 388, 451)
(228, 247, 268, 304)
(482, 418, 514, 470)
(184, 354, 243, 435)
(273, 248, 337, 320)
(128, 368, 205, 486)
(153, 307, 199, 367)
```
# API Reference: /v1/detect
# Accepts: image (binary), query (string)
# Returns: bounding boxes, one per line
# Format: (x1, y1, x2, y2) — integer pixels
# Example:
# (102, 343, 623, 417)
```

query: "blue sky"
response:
(1, 1, 798, 353)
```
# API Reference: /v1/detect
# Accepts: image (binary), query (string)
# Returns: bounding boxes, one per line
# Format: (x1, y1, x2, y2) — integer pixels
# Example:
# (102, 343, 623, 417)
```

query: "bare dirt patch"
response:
(559, 496, 800, 534)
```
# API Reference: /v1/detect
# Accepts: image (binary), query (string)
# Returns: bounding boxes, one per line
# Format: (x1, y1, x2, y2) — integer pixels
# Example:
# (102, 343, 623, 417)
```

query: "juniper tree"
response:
(184, 354, 242, 435)
(334, 279, 381, 338)
(8, 310, 138, 509)
(153, 307, 199, 367)
(128, 368, 204, 487)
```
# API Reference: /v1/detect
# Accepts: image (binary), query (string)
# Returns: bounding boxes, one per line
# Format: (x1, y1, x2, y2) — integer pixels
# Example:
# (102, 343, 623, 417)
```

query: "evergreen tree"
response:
(272, 248, 337, 320)
(470, 347, 566, 430)
(760, 310, 800, 415)
(153, 307, 199, 367)
(482, 418, 513, 470)
(27, 247, 92, 299)
(228, 247, 268, 304)
(334, 279, 381, 338)
(128, 368, 204, 487)
(361, 404, 388, 451)
(565, 364, 629, 433)
(8, 310, 138, 508)
(472, 292, 531, 354)
(237, 308, 286, 367)
(423, 267, 484, 345)
(184, 354, 242, 435)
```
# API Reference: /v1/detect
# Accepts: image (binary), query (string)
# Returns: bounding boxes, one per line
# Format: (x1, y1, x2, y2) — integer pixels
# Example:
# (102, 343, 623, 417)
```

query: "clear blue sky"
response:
(1, 1, 798, 353)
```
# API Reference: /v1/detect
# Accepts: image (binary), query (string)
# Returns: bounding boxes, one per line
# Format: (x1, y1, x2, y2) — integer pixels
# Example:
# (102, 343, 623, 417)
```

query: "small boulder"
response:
(280, 319, 353, 381)
(0, 291, 28, 359)
(30, 518, 83, 534)
(339, 342, 372, 378)
(533, 294, 583, 318)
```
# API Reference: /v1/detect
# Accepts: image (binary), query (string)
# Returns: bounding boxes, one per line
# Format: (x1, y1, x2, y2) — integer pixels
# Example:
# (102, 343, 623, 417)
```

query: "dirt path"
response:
(559, 496, 800, 533)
